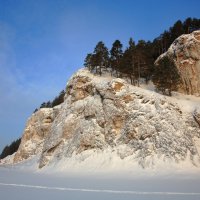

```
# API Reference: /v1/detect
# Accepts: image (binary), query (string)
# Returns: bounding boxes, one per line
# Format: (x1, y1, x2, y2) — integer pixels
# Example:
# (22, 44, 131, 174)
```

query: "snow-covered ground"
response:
(1, 164, 200, 200)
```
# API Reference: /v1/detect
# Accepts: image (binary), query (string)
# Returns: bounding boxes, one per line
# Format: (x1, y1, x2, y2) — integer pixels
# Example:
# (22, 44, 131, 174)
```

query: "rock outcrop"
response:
(156, 30, 200, 95)
(14, 108, 59, 162)
(12, 68, 200, 169)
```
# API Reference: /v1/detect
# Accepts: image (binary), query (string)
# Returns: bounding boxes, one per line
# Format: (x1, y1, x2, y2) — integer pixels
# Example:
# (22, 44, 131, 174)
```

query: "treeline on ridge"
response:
(84, 17, 200, 95)
(34, 90, 65, 113)
(0, 138, 21, 159)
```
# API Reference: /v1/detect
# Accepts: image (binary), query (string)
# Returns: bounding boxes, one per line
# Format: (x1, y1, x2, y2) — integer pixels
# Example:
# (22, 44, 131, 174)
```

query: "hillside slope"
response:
(4, 68, 198, 172)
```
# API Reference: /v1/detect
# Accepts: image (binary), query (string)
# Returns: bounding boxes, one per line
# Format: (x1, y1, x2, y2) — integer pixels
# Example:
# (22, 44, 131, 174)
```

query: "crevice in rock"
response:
(85, 114, 95, 120)
(95, 88, 107, 138)
(95, 89, 104, 104)
(193, 114, 200, 128)
(46, 141, 62, 154)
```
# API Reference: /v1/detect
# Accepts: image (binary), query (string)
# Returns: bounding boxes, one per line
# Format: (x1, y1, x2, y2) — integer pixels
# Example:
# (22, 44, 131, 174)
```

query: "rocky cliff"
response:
(12, 68, 200, 170)
(156, 30, 200, 96)
(14, 107, 60, 163)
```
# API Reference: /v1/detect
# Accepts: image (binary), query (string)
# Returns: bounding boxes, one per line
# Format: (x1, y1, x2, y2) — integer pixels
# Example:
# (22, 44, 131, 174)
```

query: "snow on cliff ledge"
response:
(4, 68, 200, 172)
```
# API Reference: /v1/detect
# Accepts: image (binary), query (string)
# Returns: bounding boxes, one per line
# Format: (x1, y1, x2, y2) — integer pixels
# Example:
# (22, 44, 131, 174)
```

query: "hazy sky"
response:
(0, 0, 200, 152)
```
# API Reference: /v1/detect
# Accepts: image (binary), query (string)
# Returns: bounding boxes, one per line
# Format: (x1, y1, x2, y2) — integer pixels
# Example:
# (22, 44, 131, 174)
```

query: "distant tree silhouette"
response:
(51, 90, 65, 107)
(34, 90, 65, 113)
(152, 18, 200, 57)
(0, 138, 21, 159)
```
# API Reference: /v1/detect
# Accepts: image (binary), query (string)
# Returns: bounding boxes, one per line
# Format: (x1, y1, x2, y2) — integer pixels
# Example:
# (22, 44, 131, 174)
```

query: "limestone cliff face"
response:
(14, 108, 59, 162)
(156, 30, 200, 95)
(13, 69, 200, 169)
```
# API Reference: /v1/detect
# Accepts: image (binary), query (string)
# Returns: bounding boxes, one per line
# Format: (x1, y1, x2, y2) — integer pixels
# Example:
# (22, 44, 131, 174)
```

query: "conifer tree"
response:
(110, 40, 123, 76)
(118, 38, 136, 82)
(152, 56, 181, 96)
(128, 37, 135, 51)
(93, 41, 109, 75)
(84, 53, 93, 71)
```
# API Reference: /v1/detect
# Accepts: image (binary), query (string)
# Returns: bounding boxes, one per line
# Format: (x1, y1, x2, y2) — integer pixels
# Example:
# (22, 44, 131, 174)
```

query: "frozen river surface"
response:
(0, 166, 200, 200)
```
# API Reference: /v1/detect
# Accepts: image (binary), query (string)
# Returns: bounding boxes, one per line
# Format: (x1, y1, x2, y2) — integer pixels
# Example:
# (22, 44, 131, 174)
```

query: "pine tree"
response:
(118, 38, 136, 84)
(170, 20, 184, 44)
(110, 40, 123, 76)
(118, 49, 133, 84)
(183, 17, 200, 33)
(93, 41, 109, 75)
(84, 53, 93, 71)
(136, 40, 154, 83)
(152, 56, 181, 96)
(129, 37, 135, 50)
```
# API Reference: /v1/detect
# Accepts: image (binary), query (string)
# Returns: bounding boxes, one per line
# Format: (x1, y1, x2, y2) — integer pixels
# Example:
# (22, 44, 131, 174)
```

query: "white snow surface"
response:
(169, 92, 200, 113)
(1, 164, 200, 200)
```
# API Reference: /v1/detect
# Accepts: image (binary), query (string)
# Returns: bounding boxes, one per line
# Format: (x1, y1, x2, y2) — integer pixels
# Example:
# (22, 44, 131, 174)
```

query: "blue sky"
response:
(0, 0, 200, 152)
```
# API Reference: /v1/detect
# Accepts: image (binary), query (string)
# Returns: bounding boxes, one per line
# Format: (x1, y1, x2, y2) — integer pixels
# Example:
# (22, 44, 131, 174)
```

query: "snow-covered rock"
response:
(14, 108, 59, 163)
(5, 68, 200, 170)
(156, 30, 200, 96)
